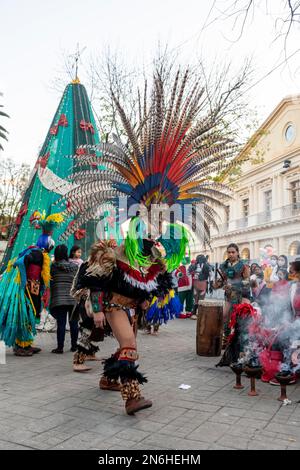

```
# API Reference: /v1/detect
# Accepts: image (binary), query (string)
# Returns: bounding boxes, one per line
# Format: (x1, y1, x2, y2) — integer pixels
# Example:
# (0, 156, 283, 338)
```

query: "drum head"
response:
(198, 299, 224, 307)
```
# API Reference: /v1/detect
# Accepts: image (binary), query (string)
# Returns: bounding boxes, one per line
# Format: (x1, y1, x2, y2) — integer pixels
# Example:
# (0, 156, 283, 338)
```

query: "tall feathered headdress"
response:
(56, 69, 236, 243)
(30, 210, 64, 234)
(30, 210, 64, 250)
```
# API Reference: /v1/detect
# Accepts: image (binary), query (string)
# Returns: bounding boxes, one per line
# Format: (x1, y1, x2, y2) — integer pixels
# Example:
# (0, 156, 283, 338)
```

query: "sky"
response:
(1, 0, 300, 166)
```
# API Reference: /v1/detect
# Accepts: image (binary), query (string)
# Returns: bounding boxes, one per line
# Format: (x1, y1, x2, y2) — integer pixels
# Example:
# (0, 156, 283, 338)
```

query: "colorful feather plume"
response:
(30, 210, 64, 234)
(56, 69, 237, 243)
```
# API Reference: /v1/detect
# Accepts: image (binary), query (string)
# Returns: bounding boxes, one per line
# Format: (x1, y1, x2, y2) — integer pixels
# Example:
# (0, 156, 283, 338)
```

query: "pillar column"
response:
(273, 237, 279, 255)
(253, 185, 258, 209)
(254, 240, 260, 260)
(278, 237, 286, 255)
(249, 185, 254, 213)
(250, 241, 255, 261)
(229, 196, 238, 231)
(272, 176, 278, 208)
(276, 174, 282, 207)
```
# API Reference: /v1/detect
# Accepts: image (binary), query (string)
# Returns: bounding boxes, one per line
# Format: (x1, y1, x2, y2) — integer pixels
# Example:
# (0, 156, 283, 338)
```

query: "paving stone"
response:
(265, 422, 300, 437)
(216, 435, 249, 450)
(247, 441, 287, 450)
(235, 417, 268, 430)
(191, 422, 230, 443)
(0, 439, 33, 450)
(103, 436, 137, 448)
(1, 319, 300, 450)
(43, 397, 85, 411)
(130, 420, 165, 433)
(142, 434, 209, 450)
(115, 428, 150, 442)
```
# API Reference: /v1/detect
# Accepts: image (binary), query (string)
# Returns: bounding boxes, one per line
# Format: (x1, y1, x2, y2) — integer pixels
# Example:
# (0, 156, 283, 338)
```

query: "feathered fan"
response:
(56, 69, 237, 243)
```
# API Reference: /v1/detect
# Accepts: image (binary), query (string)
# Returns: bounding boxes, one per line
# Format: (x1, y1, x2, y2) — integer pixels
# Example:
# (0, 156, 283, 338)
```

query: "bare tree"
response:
(87, 49, 142, 141)
(87, 47, 255, 147)
(50, 45, 257, 175)
(0, 159, 30, 238)
(0, 92, 9, 151)
(212, 0, 300, 52)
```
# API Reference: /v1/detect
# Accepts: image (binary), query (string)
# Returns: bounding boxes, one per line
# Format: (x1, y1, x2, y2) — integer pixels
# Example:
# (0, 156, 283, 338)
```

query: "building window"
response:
(290, 180, 300, 209)
(285, 123, 296, 143)
(264, 190, 272, 218)
(242, 198, 249, 219)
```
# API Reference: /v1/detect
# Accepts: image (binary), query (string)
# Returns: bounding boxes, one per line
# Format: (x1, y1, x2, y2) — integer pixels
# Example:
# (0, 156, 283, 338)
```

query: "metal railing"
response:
(213, 202, 300, 235)
(256, 211, 272, 224)
(236, 217, 248, 229)
(280, 202, 300, 218)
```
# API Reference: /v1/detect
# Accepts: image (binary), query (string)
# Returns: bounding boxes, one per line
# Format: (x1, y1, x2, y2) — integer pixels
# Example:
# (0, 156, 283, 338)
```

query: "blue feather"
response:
(146, 293, 182, 324)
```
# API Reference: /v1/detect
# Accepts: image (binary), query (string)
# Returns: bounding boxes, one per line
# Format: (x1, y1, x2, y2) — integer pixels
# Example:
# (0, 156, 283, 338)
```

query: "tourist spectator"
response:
(189, 254, 210, 319)
(50, 244, 79, 353)
(69, 245, 83, 267)
(176, 261, 193, 318)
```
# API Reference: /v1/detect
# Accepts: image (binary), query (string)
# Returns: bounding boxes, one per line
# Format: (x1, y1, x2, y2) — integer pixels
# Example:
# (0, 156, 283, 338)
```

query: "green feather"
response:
(159, 223, 191, 272)
(124, 217, 151, 267)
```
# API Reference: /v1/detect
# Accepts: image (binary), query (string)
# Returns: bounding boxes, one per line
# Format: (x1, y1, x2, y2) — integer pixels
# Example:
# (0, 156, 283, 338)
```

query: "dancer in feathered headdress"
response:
(70, 216, 188, 413)
(57, 68, 238, 415)
(0, 211, 63, 356)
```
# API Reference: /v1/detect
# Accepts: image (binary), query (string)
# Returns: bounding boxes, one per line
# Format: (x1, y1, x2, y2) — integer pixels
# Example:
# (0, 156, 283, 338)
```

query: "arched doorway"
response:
(241, 247, 250, 260)
(289, 241, 300, 256)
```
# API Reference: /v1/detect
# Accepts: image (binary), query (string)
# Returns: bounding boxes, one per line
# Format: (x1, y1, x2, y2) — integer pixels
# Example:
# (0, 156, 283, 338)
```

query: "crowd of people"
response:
(172, 245, 300, 328)
(166, 242, 300, 386)
(209, 243, 300, 385)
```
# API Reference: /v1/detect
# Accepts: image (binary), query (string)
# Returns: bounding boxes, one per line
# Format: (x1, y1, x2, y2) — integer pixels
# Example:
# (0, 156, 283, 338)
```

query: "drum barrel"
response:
(196, 300, 224, 356)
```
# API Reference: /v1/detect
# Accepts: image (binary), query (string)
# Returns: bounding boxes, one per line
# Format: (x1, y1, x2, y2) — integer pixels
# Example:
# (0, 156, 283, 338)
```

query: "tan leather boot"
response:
(73, 363, 92, 372)
(73, 351, 92, 372)
(125, 397, 153, 415)
(99, 376, 121, 391)
(121, 379, 152, 415)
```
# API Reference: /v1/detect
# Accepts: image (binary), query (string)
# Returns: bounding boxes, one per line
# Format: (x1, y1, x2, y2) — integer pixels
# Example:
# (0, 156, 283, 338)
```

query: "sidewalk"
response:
(0, 319, 300, 450)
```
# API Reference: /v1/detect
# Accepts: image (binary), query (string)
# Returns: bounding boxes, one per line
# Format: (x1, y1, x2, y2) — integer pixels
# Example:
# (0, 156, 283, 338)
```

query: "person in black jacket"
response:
(188, 254, 210, 319)
(50, 245, 79, 353)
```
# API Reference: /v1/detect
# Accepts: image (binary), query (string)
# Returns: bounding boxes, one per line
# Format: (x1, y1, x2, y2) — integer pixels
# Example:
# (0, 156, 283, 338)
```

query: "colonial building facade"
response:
(209, 95, 300, 263)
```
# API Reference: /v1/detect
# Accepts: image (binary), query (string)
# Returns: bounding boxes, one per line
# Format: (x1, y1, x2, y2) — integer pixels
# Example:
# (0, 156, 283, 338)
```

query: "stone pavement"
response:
(1, 319, 300, 450)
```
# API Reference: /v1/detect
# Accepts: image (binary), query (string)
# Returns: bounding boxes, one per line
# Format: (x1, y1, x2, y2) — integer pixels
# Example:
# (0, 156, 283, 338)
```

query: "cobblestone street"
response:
(1, 318, 300, 450)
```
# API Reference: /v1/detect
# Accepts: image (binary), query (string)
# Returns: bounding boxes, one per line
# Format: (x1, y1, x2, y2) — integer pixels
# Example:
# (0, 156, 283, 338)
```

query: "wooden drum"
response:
(196, 299, 224, 357)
